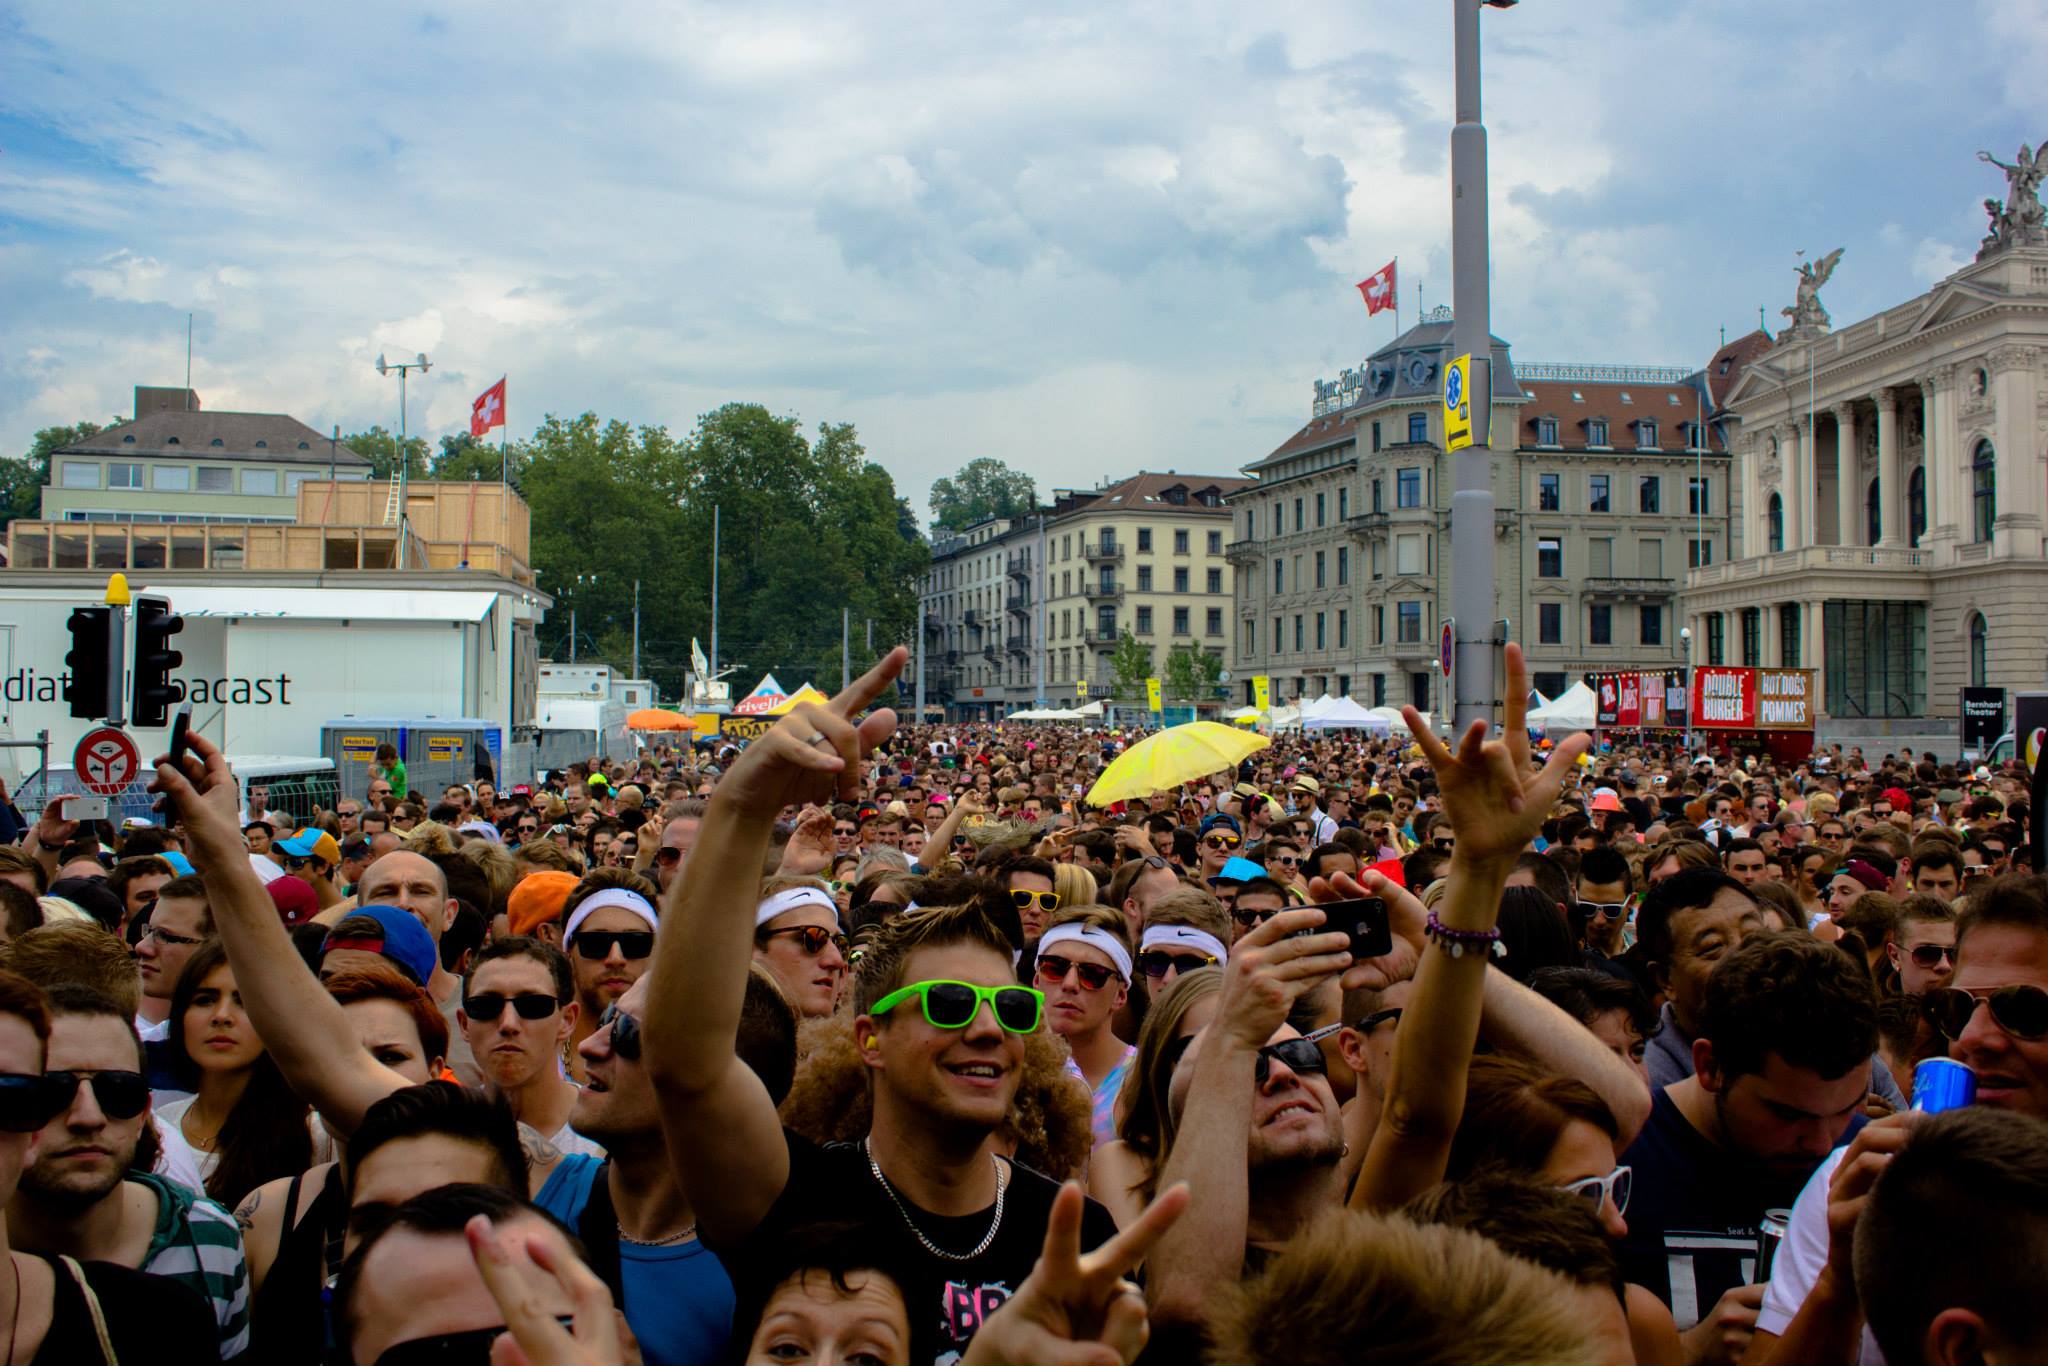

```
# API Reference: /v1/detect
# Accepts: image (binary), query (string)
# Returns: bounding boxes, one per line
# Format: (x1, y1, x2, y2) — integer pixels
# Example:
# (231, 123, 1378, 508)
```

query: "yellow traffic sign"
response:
(1443, 353, 1473, 452)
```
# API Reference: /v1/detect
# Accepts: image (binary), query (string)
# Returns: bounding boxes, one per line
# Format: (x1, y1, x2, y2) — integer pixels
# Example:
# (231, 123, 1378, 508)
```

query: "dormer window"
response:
(254, 440, 268, 448)
(1637, 419, 1658, 449)
(122, 434, 136, 443)
(1535, 417, 1559, 447)
(1620, 391, 1634, 405)
(166, 436, 180, 445)
(297, 441, 310, 450)
(210, 438, 224, 447)
(1587, 418, 1609, 447)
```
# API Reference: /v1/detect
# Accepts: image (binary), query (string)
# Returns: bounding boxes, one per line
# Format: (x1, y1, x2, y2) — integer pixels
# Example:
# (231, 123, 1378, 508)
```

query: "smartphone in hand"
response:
(167, 702, 194, 771)
(1315, 897, 1393, 960)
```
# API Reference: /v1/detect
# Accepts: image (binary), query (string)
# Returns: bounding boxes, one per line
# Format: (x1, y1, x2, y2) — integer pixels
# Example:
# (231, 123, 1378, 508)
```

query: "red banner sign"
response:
(1688, 667, 1814, 730)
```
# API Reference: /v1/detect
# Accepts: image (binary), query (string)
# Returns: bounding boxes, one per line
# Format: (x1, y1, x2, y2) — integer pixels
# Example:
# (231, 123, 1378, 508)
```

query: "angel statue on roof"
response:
(1781, 248, 1843, 336)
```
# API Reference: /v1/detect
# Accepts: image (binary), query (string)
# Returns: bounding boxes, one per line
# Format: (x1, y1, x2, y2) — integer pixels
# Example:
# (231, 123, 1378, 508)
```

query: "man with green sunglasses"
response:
(646, 649, 1117, 1366)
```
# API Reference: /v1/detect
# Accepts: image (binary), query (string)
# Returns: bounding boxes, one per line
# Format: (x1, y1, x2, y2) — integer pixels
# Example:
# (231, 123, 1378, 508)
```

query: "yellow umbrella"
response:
(1085, 722, 1270, 807)
(626, 708, 696, 732)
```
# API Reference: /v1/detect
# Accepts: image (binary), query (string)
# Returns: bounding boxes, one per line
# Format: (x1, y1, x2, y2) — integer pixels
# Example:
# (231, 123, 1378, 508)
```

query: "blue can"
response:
(1913, 1057, 1977, 1113)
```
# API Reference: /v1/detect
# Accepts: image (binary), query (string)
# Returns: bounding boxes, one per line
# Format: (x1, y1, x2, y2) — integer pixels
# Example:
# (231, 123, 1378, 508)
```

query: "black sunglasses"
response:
(653, 847, 683, 866)
(1927, 984, 2048, 1041)
(375, 1319, 575, 1365)
(759, 925, 850, 958)
(1254, 1037, 1328, 1087)
(1138, 950, 1217, 979)
(42, 1069, 150, 1121)
(597, 1002, 642, 1060)
(572, 930, 655, 961)
(0, 1074, 68, 1133)
(463, 992, 559, 1022)
(1035, 953, 1118, 990)
(1908, 944, 1956, 969)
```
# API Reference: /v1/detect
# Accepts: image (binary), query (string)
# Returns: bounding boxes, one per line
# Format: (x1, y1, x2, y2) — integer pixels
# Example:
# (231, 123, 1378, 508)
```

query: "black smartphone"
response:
(167, 702, 194, 771)
(1317, 897, 1393, 961)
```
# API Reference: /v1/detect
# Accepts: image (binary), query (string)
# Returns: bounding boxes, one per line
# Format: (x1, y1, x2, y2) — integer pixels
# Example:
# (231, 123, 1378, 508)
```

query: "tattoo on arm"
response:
(517, 1123, 562, 1171)
(234, 1188, 261, 1234)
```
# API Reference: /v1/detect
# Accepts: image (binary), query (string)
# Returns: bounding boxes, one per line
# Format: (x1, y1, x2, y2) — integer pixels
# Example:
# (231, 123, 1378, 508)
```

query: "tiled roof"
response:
(62, 410, 371, 466)
(1704, 330, 1774, 409)
(1053, 471, 1253, 517)
(1516, 379, 1724, 454)
(1257, 413, 1357, 466)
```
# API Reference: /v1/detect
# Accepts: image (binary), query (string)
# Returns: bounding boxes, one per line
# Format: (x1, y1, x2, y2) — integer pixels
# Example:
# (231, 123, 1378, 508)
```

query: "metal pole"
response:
(632, 580, 641, 681)
(1035, 515, 1047, 709)
(1449, 0, 1497, 734)
(842, 607, 851, 692)
(570, 609, 577, 664)
(709, 506, 721, 682)
(396, 367, 408, 570)
(915, 584, 927, 723)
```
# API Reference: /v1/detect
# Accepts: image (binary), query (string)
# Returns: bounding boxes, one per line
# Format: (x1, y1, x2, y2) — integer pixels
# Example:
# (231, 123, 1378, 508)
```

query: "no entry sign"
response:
(73, 726, 141, 796)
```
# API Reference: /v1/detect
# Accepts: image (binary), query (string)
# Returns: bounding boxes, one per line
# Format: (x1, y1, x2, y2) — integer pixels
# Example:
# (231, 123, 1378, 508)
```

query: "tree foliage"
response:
(1163, 644, 1223, 701)
(1109, 632, 1153, 702)
(930, 457, 1037, 533)
(340, 426, 432, 481)
(2, 420, 117, 525)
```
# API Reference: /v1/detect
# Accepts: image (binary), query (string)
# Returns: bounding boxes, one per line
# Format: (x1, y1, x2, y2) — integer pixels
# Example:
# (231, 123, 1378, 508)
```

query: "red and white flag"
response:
(470, 377, 507, 438)
(1356, 260, 1397, 316)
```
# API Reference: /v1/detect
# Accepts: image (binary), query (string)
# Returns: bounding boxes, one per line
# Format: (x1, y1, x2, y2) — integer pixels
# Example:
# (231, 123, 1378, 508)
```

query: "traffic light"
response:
(63, 607, 112, 720)
(132, 596, 185, 728)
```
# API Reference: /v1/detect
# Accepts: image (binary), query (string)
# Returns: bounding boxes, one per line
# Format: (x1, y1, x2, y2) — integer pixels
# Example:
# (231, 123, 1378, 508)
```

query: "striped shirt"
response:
(133, 1170, 252, 1359)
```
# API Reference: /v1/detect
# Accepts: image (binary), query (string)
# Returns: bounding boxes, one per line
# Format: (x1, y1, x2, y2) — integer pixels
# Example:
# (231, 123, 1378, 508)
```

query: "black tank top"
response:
(247, 1163, 346, 1364)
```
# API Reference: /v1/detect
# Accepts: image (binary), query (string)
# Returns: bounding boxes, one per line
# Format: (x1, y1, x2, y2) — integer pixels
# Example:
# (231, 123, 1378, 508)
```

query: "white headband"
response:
(756, 886, 840, 929)
(563, 888, 659, 942)
(1037, 924, 1133, 982)
(1141, 924, 1229, 965)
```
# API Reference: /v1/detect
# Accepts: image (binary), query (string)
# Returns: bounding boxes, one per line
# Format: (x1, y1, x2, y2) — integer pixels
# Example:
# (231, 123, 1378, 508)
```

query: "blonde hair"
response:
(459, 838, 520, 912)
(1212, 1209, 1595, 1366)
(1142, 887, 1231, 945)
(401, 821, 459, 858)
(1052, 862, 1099, 910)
(2, 921, 143, 1017)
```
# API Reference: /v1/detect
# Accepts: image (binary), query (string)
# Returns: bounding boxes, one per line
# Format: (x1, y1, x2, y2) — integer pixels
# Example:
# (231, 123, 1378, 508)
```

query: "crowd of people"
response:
(0, 640, 2043, 1364)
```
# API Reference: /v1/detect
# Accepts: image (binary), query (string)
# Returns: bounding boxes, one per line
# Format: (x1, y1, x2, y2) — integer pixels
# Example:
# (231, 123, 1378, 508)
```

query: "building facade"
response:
(1227, 312, 1734, 706)
(1686, 223, 2048, 725)
(41, 386, 372, 524)
(917, 472, 1249, 720)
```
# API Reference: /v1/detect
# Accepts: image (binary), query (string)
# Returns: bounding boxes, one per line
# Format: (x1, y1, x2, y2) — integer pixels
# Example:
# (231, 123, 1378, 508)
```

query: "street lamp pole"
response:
(1448, 0, 1510, 734)
(375, 353, 431, 569)
(1680, 625, 1694, 755)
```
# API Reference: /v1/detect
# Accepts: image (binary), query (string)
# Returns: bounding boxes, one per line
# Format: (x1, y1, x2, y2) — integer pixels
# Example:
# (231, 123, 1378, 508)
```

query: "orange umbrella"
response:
(627, 708, 695, 732)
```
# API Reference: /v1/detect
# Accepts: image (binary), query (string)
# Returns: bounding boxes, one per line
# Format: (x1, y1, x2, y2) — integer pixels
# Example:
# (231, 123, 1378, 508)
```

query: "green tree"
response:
(1, 420, 117, 526)
(1163, 644, 1223, 701)
(930, 457, 1037, 533)
(1109, 632, 1153, 702)
(432, 432, 515, 483)
(340, 425, 431, 481)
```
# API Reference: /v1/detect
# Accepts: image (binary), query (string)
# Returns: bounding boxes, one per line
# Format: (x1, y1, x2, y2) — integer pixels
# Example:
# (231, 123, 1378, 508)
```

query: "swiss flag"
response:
(470, 377, 507, 438)
(1356, 260, 1397, 316)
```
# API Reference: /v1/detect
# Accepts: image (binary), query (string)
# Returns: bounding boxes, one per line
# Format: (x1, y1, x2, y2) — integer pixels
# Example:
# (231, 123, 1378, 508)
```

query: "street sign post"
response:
(1443, 353, 1474, 452)
(73, 726, 141, 796)
(1439, 618, 1456, 693)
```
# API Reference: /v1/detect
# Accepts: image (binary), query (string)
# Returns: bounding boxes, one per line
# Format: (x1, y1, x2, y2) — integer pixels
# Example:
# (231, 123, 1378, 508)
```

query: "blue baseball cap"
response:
(160, 851, 196, 877)
(1197, 812, 1242, 839)
(1207, 856, 1268, 887)
(321, 904, 437, 986)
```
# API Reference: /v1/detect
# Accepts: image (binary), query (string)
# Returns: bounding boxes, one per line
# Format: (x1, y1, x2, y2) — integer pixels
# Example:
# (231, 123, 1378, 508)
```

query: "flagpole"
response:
(1394, 255, 1401, 338)
(501, 377, 509, 486)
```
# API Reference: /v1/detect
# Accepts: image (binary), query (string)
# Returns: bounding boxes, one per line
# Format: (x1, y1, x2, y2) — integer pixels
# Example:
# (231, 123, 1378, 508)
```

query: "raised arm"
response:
(1351, 644, 1588, 1211)
(1480, 968, 1652, 1146)
(915, 790, 982, 869)
(152, 730, 415, 1135)
(643, 647, 908, 1247)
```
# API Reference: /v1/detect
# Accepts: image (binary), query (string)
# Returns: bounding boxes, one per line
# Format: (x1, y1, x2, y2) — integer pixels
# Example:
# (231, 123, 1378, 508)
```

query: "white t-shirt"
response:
(135, 1015, 170, 1044)
(1756, 1147, 1885, 1364)
(154, 1095, 338, 1200)
(547, 1123, 606, 1159)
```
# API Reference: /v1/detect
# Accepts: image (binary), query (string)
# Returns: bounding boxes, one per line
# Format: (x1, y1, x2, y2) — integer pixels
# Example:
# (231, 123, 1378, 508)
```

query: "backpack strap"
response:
(59, 1255, 119, 1365)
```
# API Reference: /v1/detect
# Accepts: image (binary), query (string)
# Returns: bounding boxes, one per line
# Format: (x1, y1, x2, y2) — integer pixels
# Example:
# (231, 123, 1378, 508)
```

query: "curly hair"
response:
(777, 1017, 1092, 1180)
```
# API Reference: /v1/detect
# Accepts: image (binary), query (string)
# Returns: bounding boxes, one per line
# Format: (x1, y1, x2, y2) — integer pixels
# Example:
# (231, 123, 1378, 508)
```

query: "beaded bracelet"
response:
(1425, 909, 1507, 960)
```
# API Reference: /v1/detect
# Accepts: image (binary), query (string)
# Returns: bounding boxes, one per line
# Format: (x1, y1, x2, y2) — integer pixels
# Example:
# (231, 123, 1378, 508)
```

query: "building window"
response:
(1372, 479, 1383, 513)
(1337, 609, 1349, 649)
(108, 463, 143, 489)
(1589, 538, 1613, 578)
(1536, 417, 1558, 446)
(1780, 604, 1802, 667)
(1206, 568, 1222, 593)
(1372, 673, 1387, 705)
(1588, 418, 1609, 447)
(1208, 530, 1222, 554)
(1590, 604, 1612, 645)
(1245, 619, 1256, 655)
(153, 465, 190, 492)
(1688, 538, 1714, 568)
(1397, 468, 1423, 508)
(1767, 493, 1784, 553)
(243, 469, 279, 496)
(1397, 602, 1422, 644)
(1637, 475, 1659, 514)
(1273, 617, 1283, 654)
(1273, 559, 1284, 593)
(1538, 601, 1562, 644)
(1640, 539, 1663, 577)
(1372, 421, 1383, 452)
(1172, 567, 1188, 592)
(1707, 612, 1725, 665)
(1294, 616, 1305, 651)
(1537, 538, 1562, 578)
(1973, 440, 1997, 543)
(1641, 604, 1663, 646)
(1969, 612, 1988, 687)
(1315, 613, 1326, 650)
(1137, 565, 1153, 591)
(1538, 473, 1560, 511)
(1136, 606, 1154, 634)
(1338, 487, 1349, 520)
(1137, 528, 1152, 553)
(1314, 493, 1326, 527)
(1371, 605, 1384, 645)
(1741, 608, 1762, 665)
(1206, 607, 1223, 637)
(1314, 552, 1326, 588)
(1638, 419, 1658, 450)
(1098, 607, 1116, 636)
(1908, 466, 1926, 547)
(1589, 475, 1610, 513)
(1173, 607, 1191, 635)
(1688, 476, 1710, 516)
(60, 462, 100, 489)
(1824, 600, 1927, 718)
(1866, 479, 1882, 545)
(1336, 547, 1348, 585)
(1271, 502, 1281, 536)
(1395, 534, 1423, 577)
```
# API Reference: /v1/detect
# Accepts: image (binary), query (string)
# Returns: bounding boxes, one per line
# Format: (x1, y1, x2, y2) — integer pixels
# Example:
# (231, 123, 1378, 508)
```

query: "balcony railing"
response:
(1084, 582, 1123, 603)
(1223, 538, 1260, 565)
(1080, 628, 1116, 647)
(963, 609, 981, 628)
(1006, 554, 1032, 582)
(1582, 576, 1677, 599)
(1085, 541, 1123, 564)
(1005, 637, 1029, 656)
(1006, 593, 1030, 615)
(1687, 544, 1929, 588)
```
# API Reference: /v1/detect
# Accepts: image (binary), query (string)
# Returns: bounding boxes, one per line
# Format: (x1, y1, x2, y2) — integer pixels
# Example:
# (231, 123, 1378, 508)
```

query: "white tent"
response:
(1366, 705, 1429, 733)
(1303, 697, 1395, 733)
(1269, 704, 1303, 728)
(1074, 700, 1106, 717)
(1529, 681, 1598, 733)
(1225, 705, 1265, 721)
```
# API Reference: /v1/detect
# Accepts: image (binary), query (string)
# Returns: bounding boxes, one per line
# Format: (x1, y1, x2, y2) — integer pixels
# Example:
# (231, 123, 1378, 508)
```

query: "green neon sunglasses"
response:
(870, 979, 1044, 1034)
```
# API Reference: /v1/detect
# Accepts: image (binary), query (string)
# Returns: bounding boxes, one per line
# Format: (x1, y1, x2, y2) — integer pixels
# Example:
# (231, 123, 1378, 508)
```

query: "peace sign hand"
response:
(716, 647, 908, 817)
(1402, 642, 1585, 870)
(963, 1181, 1190, 1366)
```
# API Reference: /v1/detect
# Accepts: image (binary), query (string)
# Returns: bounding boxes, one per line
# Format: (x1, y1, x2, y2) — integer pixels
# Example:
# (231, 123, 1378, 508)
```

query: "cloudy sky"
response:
(2, 0, 2040, 521)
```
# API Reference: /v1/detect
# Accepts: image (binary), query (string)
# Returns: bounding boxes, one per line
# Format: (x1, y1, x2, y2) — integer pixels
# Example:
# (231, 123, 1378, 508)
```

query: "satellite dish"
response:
(375, 354, 388, 375)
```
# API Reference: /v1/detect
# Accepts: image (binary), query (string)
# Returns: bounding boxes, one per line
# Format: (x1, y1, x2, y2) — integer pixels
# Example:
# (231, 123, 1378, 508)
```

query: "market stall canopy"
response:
(764, 684, 830, 716)
(732, 674, 790, 715)
(626, 708, 695, 732)
(1074, 700, 1105, 717)
(1366, 705, 1429, 731)
(1303, 698, 1394, 733)
(1086, 722, 1270, 806)
(1528, 681, 1597, 734)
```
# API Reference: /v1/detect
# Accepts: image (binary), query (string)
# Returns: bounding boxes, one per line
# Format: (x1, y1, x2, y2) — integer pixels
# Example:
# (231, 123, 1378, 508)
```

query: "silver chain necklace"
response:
(863, 1136, 1007, 1261)
(616, 1219, 697, 1246)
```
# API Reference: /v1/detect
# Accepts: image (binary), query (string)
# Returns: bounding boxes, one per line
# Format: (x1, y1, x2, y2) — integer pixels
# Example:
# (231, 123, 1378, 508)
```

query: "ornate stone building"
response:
(1686, 151, 2048, 726)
